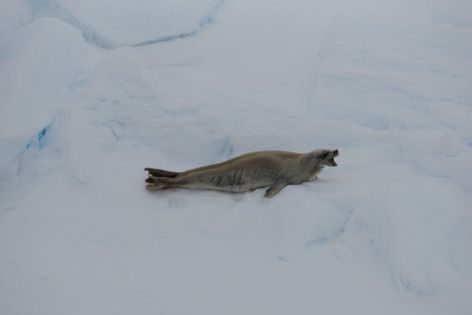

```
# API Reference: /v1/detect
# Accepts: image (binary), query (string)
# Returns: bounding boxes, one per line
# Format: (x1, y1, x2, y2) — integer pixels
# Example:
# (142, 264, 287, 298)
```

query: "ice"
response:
(1, 0, 472, 314)
(20, 0, 226, 48)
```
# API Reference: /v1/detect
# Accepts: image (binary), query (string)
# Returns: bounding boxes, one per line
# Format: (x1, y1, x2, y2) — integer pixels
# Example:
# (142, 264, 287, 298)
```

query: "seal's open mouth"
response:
(329, 157, 337, 166)
(330, 149, 339, 166)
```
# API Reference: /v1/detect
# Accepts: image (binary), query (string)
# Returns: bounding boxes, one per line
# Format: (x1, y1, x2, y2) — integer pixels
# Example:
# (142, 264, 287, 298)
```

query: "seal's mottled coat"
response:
(145, 149, 339, 198)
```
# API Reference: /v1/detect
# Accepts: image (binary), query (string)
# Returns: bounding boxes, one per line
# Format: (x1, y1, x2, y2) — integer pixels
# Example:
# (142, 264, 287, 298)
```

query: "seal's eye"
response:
(318, 152, 329, 160)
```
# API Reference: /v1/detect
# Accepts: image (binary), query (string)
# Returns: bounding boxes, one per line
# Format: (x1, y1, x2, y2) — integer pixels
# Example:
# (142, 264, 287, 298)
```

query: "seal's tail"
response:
(145, 168, 180, 178)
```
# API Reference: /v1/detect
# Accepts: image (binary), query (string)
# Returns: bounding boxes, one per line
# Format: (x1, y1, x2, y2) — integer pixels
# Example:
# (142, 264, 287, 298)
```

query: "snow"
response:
(1, 0, 472, 314)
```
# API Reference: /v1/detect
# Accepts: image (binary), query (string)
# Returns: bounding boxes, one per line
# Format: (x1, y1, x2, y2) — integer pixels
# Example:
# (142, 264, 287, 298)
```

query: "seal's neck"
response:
(300, 152, 325, 176)
(310, 163, 325, 176)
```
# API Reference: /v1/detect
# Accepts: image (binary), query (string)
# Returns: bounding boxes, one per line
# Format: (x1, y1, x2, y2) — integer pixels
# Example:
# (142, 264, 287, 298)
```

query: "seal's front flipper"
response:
(264, 181, 288, 198)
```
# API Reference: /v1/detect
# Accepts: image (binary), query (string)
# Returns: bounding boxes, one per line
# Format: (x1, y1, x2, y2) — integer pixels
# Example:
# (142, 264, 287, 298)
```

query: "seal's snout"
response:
(330, 149, 339, 166)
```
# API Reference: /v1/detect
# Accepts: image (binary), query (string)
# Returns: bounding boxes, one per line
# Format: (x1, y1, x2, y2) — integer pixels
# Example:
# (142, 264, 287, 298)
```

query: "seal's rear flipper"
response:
(146, 183, 171, 191)
(145, 176, 179, 191)
(145, 168, 180, 178)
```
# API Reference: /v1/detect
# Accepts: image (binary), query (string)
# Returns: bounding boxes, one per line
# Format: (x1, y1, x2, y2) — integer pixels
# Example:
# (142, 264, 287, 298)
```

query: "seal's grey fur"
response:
(145, 149, 339, 198)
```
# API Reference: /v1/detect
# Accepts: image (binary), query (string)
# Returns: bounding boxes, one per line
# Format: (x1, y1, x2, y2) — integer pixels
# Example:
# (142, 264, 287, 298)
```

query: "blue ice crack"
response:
(23, 0, 113, 49)
(133, 0, 226, 47)
(305, 209, 353, 247)
(22, 0, 226, 50)
(24, 121, 53, 151)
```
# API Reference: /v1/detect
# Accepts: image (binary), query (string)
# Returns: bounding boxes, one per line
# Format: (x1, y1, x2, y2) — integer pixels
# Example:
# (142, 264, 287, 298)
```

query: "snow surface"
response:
(1, 0, 472, 314)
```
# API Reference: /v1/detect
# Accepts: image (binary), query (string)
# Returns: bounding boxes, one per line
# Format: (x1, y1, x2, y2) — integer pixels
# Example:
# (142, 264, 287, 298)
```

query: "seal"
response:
(145, 149, 339, 198)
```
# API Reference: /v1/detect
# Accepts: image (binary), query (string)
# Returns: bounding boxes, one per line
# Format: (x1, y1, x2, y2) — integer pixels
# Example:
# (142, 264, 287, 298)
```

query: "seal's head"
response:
(314, 149, 339, 167)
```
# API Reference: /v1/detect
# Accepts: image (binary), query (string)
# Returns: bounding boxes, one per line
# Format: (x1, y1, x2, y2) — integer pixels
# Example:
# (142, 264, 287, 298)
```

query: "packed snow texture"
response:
(1, 0, 472, 314)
